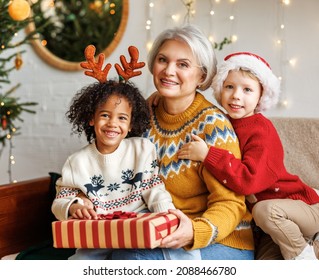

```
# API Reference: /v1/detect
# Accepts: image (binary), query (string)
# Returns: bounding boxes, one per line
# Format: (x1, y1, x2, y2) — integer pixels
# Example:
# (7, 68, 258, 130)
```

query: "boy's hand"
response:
(177, 134, 209, 162)
(147, 91, 160, 108)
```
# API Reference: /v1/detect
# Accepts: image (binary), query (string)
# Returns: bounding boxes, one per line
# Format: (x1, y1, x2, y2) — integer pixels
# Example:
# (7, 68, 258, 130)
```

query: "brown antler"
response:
(114, 46, 145, 82)
(80, 45, 112, 83)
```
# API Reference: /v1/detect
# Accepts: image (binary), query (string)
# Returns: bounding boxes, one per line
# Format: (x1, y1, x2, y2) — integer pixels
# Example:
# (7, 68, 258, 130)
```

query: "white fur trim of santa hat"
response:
(212, 52, 281, 113)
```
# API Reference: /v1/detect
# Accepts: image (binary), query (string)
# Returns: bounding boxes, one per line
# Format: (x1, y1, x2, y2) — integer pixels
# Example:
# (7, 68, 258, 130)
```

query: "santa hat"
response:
(212, 52, 281, 113)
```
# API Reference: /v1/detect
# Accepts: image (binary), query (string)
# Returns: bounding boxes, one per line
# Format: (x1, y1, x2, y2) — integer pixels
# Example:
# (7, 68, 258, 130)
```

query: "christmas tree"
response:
(0, 0, 41, 181)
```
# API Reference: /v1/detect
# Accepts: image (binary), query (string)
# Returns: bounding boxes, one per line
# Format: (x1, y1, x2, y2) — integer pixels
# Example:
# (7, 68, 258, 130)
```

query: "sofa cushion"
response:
(270, 117, 319, 189)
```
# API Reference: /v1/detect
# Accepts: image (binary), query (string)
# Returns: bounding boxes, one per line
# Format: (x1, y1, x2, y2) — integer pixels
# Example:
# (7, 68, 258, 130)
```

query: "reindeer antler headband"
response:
(80, 45, 145, 83)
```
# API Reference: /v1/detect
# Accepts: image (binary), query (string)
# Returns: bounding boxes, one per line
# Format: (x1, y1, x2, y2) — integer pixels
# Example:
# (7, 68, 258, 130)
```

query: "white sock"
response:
(293, 244, 317, 260)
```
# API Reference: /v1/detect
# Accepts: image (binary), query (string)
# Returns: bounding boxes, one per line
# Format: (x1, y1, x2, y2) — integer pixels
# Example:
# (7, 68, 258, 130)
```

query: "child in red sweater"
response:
(177, 52, 319, 260)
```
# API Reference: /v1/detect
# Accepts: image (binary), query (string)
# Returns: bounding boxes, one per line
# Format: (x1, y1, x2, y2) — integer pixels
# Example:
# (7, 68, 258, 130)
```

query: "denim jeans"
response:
(111, 244, 254, 260)
(200, 243, 254, 260)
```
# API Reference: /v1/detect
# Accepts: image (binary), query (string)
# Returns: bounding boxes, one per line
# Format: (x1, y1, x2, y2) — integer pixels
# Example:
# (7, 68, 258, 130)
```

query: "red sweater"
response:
(204, 113, 319, 208)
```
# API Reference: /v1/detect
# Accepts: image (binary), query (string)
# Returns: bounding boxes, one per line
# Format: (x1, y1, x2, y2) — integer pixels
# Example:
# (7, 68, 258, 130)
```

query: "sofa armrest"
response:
(0, 177, 54, 259)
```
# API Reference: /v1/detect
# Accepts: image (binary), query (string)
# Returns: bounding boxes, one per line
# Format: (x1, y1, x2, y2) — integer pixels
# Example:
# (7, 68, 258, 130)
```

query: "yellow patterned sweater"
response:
(143, 93, 254, 251)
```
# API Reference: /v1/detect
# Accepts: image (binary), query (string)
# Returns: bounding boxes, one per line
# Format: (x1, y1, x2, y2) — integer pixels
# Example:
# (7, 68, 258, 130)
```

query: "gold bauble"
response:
(8, 0, 31, 21)
(15, 53, 23, 70)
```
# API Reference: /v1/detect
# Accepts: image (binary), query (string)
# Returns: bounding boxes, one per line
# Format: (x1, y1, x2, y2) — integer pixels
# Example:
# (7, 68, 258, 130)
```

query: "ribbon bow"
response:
(98, 211, 137, 220)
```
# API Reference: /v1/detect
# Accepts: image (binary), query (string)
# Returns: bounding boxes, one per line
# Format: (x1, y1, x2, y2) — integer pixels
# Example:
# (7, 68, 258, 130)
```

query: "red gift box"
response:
(52, 212, 179, 249)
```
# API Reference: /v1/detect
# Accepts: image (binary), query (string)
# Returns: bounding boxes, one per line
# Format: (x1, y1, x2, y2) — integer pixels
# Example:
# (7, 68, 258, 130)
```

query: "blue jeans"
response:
(111, 244, 254, 260)
(200, 243, 254, 260)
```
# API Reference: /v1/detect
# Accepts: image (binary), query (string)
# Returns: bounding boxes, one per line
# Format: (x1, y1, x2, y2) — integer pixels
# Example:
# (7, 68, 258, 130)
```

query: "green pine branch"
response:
(0, 0, 40, 150)
(213, 37, 233, 51)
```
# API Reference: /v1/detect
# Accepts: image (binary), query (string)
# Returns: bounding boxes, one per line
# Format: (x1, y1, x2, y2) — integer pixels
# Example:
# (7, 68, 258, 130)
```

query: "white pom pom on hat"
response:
(212, 52, 281, 113)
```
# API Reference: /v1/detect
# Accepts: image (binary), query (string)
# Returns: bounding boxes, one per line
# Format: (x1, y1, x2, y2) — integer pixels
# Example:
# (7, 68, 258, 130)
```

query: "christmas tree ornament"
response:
(15, 53, 23, 70)
(1, 116, 7, 130)
(8, 0, 31, 21)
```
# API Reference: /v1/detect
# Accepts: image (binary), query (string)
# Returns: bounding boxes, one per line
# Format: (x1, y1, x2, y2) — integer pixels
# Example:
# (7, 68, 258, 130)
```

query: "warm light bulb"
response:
(229, 15, 235, 20)
(289, 58, 297, 66)
(231, 35, 238, 42)
(171, 14, 180, 22)
(146, 42, 153, 51)
(210, 10, 215, 15)
(282, 99, 289, 107)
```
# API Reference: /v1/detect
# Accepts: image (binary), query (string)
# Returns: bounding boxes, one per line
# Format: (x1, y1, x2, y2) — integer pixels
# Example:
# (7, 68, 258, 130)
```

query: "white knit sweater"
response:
(52, 137, 175, 221)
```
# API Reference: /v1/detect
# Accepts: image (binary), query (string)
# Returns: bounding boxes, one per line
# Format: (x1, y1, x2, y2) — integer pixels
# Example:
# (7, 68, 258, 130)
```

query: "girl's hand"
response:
(69, 200, 98, 220)
(177, 134, 209, 162)
(77, 192, 94, 209)
(69, 192, 96, 219)
(160, 209, 194, 249)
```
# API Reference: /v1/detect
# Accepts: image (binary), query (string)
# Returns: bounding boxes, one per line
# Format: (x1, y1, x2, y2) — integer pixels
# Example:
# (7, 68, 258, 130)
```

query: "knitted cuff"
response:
(204, 146, 232, 167)
(185, 217, 218, 250)
(152, 201, 176, 213)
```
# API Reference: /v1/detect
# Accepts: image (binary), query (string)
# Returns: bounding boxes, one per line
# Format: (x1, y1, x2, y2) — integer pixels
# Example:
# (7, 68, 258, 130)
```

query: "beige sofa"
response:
(255, 117, 319, 259)
(0, 117, 318, 260)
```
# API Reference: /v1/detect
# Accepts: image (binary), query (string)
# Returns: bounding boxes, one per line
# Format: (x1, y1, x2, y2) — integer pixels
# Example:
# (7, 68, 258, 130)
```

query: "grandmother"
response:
(111, 24, 254, 260)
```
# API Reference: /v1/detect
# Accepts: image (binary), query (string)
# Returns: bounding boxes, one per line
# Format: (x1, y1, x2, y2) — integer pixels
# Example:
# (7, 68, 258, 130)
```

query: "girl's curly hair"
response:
(66, 80, 150, 143)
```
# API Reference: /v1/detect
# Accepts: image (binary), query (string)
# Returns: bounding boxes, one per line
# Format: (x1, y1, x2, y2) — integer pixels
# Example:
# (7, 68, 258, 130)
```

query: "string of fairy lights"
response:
(276, 0, 293, 108)
(145, 0, 292, 108)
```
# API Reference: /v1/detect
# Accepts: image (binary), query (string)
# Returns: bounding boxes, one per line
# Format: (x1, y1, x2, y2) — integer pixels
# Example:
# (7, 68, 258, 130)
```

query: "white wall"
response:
(1, 0, 318, 184)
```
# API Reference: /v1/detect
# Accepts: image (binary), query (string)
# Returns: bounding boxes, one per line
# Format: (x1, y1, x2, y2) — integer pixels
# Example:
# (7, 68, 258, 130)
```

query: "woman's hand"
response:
(177, 134, 209, 162)
(160, 209, 194, 249)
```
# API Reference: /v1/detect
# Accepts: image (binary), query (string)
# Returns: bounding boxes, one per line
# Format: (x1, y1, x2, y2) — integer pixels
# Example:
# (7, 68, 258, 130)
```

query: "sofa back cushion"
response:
(270, 117, 319, 190)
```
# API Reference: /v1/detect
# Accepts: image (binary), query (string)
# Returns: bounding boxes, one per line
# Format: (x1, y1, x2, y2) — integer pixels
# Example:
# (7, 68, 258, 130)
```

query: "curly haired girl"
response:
(51, 80, 176, 260)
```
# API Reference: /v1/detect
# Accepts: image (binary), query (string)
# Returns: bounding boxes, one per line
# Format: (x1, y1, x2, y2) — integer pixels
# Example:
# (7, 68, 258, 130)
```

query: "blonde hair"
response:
(213, 54, 280, 113)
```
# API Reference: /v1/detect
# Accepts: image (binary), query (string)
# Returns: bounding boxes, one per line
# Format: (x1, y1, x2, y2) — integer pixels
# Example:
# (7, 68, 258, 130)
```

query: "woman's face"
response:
(89, 95, 132, 154)
(152, 39, 204, 101)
